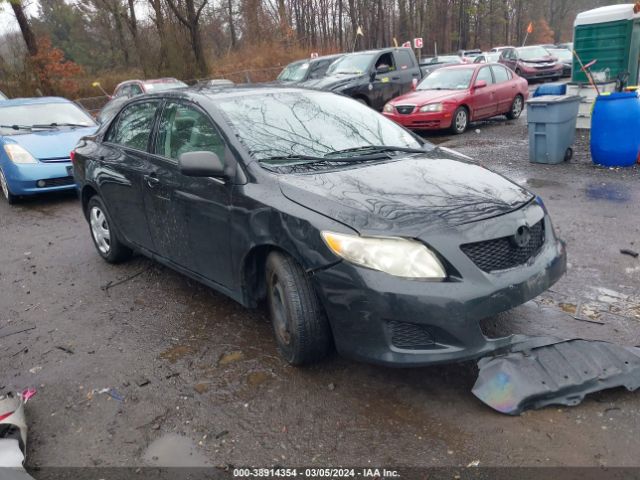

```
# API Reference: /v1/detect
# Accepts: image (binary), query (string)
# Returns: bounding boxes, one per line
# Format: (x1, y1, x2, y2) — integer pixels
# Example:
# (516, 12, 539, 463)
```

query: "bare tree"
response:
(165, 0, 210, 76)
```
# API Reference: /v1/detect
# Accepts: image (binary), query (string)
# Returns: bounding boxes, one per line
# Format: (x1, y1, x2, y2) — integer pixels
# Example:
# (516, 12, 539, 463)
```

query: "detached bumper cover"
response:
(312, 203, 567, 367)
(473, 338, 640, 415)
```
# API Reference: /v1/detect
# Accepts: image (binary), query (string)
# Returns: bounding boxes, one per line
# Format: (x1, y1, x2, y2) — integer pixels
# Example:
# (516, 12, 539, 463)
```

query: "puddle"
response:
(585, 182, 632, 203)
(143, 434, 209, 467)
(160, 345, 196, 363)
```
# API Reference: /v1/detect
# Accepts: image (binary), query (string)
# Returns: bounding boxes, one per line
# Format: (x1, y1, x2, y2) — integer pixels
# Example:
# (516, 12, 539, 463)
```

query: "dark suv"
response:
(301, 48, 422, 110)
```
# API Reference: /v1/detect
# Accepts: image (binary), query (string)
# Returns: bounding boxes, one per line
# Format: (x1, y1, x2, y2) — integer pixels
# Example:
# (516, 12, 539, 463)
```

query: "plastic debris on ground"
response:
(0, 389, 37, 479)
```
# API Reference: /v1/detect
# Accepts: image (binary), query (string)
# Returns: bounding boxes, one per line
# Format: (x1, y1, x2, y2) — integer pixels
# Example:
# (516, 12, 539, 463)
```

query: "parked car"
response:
(0, 97, 97, 204)
(556, 42, 573, 51)
(420, 55, 465, 76)
(112, 78, 188, 99)
(73, 87, 566, 367)
(547, 48, 573, 77)
(499, 46, 563, 81)
(277, 54, 344, 84)
(490, 46, 514, 53)
(301, 48, 422, 110)
(383, 63, 528, 134)
(458, 49, 483, 61)
(474, 52, 502, 64)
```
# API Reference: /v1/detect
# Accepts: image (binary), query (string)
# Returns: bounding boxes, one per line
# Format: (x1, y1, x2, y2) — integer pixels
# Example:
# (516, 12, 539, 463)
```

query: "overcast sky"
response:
(0, 1, 39, 35)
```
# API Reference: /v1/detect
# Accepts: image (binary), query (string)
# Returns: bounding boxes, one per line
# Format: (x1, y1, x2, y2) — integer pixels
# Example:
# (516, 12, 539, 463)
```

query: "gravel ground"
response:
(1, 93, 640, 474)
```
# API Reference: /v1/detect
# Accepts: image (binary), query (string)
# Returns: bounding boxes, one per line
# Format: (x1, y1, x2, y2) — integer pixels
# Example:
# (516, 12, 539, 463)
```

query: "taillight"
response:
(70, 150, 76, 163)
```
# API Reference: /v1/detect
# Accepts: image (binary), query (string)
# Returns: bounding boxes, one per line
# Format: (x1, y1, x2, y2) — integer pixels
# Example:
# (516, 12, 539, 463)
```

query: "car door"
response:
(491, 65, 516, 113)
(501, 48, 517, 71)
(99, 100, 160, 250)
(393, 49, 422, 95)
(470, 66, 498, 119)
(369, 52, 398, 110)
(147, 100, 234, 287)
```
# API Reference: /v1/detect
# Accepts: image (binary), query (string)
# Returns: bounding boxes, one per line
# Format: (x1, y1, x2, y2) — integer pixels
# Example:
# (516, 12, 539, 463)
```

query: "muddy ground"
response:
(1, 94, 640, 472)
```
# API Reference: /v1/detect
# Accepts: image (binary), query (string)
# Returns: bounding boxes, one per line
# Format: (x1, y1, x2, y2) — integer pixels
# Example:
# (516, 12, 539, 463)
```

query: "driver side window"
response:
(155, 102, 226, 163)
(375, 52, 396, 72)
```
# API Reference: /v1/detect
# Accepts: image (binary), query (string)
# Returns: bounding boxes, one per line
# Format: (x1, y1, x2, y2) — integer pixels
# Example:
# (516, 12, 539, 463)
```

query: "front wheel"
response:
(266, 252, 332, 365)
(87, 196, 132, 264)
(506, 95, 524, 120)
(450, 107, 469, 135)
(0, 169, 17, 204)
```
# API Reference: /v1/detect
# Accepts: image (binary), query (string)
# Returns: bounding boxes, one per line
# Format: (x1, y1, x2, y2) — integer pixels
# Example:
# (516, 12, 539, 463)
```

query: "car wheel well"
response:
(81, 185, 98, 219)
(458, 104, 471, 119)
(242, 245, 286, 307)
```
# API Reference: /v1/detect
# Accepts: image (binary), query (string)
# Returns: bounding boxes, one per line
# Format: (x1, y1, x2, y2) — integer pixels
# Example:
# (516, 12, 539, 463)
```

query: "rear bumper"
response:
(383, 111, 453, 130)
(312, 202, 567, 367)
(2, 161, 75, 195)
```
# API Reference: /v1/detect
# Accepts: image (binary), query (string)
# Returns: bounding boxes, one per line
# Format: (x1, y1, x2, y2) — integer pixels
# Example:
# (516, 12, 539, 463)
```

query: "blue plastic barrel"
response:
(533, 83, 567, 98)
(591, 92, 640, 167)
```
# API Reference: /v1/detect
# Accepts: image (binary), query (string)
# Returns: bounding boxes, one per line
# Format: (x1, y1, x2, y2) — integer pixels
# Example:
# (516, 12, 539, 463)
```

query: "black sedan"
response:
(73, 86, 566, 367)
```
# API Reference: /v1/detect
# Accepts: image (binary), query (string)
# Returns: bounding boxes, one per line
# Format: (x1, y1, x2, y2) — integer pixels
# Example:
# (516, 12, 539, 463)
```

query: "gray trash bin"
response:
(527, 95, 580, 164)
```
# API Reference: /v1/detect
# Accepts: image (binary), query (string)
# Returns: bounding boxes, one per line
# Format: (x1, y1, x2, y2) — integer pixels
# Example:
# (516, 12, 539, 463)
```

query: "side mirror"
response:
(376, 65, 391, 75)
(179, 151, 226, 178)
(475, 80, 488, 89)
(412, 78, 418, 91)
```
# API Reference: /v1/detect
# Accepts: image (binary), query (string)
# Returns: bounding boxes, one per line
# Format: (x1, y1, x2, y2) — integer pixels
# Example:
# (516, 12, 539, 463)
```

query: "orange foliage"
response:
(31, 37, 85, 97)
(530, 18, 555, 45)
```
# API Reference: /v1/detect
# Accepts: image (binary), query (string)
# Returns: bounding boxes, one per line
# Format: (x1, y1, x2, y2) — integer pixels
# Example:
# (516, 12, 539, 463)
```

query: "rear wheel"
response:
(450, 107, 469, 135)
(506, 95, 524, 120)
(266, 251, 332, 365)
(87, 195, 132, 264)
(0, 169, 17, 205)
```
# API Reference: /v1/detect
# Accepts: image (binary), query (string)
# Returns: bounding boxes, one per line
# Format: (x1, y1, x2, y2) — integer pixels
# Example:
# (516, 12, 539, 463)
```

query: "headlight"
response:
(4, 144, 38, 164)
(321, 231, 446, 279)
(419, 103, 443, 113)
(383, 103, 394, 113)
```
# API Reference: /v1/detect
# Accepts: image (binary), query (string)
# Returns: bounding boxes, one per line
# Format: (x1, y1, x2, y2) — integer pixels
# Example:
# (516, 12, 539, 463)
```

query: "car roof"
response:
(0, 96, 72, 107)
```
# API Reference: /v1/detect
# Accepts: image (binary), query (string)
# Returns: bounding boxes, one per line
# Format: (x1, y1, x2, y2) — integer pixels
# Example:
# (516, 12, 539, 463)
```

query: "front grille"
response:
(38, 176, 75, 188)
(461, 220, 546, 273)
(396, 105, 415, 115)
(388, 321, 435, 350)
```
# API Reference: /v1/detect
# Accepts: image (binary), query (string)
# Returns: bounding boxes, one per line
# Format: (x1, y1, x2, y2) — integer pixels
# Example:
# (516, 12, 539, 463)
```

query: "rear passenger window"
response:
(106, 101, 158, 151)
(155, 102, 226, 162)
(492, 66, 511, 83)
(395, 50, 415, 70)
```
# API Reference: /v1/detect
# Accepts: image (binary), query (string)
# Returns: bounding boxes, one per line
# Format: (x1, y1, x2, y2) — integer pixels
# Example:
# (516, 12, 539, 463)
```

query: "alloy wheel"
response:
(90, 206, 111, 254)
(455, 110, 468, 132)
(0, 170, 9, 200)
(269, 273, 292, 346)
(512, 96, 523, 118)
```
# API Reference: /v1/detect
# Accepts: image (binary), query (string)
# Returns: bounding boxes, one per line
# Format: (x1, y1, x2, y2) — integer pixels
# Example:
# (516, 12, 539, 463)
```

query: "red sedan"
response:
(382, 64, 529, 134)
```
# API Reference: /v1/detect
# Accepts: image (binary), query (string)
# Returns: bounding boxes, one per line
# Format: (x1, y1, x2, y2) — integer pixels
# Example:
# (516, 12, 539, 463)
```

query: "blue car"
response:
(0, 97, 97, 204)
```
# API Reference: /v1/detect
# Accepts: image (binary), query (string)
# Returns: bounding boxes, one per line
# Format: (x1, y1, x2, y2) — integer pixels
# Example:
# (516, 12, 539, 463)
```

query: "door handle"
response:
(144, 174, 160, 188)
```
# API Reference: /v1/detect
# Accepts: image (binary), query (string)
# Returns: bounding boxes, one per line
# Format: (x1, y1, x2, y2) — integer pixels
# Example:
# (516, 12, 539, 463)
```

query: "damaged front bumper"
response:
(311, 207, 567, 367)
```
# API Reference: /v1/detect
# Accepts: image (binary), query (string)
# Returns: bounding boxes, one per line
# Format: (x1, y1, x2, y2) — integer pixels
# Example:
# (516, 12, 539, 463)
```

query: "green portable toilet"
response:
(573, 4, 640, 85)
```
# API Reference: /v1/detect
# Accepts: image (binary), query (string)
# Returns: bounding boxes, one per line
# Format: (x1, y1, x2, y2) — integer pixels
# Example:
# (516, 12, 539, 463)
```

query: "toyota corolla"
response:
(73, 87, 566, 367)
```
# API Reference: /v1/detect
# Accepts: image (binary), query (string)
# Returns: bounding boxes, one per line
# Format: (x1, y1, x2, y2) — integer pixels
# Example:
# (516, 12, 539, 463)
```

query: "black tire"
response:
(450, 106, 469, 135)
(506, 94, 524, 120)
(266, 251, 332, 365)
(87, 195, 132, 264)
(564, 147, 573, 162)
(0, 168, 18, 205)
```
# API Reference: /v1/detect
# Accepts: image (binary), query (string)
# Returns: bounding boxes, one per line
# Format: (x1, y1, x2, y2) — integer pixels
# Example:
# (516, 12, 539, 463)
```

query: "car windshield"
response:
(143, 81, 187, 92)
(518, 47, 550, 60)
(278, 61, 310, 82)
(430, 56, 462, 65)
(549, 49, 572, 61)
(327, 53, 375, 75)
(216, 91, 423, 162)
(418, 68, 474, 90)
(0, 102, 95, 134)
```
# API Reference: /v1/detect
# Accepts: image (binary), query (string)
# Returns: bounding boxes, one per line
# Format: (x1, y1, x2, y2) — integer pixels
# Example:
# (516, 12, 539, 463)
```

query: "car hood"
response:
(299, 73, 365, 91)
(521, 56, 557, 64)
(278, 150, 534, 237)
(390, 89, 466, 106)
(3, 127, 97, 160)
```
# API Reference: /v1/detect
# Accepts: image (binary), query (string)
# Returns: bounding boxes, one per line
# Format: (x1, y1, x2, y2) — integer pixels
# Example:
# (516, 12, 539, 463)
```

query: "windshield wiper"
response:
(324, 145, 426, 158)
(31, 122, 91, 129)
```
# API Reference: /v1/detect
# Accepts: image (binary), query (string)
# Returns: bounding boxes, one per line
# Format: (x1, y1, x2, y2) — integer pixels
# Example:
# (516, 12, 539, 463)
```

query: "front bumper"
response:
(2, 161, 75, 196)
(520, 66, 564, 80)
(383, 110, 453, 130)
(312, 202, 567, 367)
